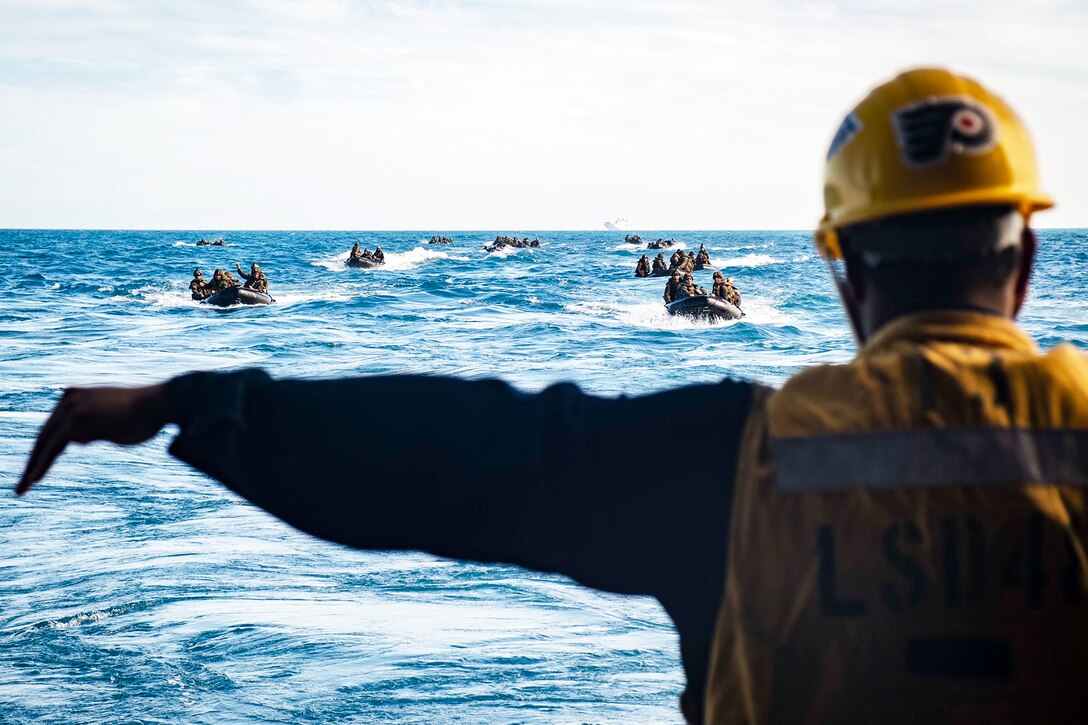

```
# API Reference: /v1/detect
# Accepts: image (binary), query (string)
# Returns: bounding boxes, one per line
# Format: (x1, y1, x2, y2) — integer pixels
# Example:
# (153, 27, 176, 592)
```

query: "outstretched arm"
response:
(19, 369, 756, 720)
(18, 383, 177, 494)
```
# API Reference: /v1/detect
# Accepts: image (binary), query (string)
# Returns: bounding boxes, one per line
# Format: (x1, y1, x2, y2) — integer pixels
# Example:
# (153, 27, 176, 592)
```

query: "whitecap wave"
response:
(712, 252, 811, 267)
(311, 251, 352, 272)
(381, 246, 449, 271)
(717, 253, 778, 268)
(273, 288, 356, 306)
(484, 245, 531, 258)
(720, 243, 771, 252)
(734, 295, 799, 325)
(121, 285, 200, 308)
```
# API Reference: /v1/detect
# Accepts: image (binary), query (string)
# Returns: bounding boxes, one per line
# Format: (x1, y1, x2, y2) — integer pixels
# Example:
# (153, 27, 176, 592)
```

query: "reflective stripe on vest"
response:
(775, 427, 1088, 490)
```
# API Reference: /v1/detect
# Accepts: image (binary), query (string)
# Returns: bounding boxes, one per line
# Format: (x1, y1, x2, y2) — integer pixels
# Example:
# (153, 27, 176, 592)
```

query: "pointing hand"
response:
(17, 383, 176, 495)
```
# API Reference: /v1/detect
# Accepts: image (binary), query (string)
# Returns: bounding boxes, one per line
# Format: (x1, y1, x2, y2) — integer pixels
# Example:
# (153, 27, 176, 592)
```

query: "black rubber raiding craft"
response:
(346, 257, 384, 269)
(665, 295, 742, 321)
(201, 286, 274, 306)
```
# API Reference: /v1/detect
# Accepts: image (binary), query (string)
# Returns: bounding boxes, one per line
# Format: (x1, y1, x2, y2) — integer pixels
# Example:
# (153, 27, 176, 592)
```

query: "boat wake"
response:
(119, 283, 357, 308)
(311, 247, 450, 272)
(716, 253, 778, 268)
(714, 253, 811, 268)
(485, 245, 541, 259)
(567, 295, 795, 329)
(272, 288, 358, 306)
(609, 242, 686, 252)
(117, 285, 199, 308)
(311, 252, 352, 272)
(381, 247, 450, 271)
(566, 300, 730, 329)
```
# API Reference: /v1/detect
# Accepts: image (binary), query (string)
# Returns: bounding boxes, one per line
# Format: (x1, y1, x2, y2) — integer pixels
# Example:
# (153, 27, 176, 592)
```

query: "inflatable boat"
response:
(346, 257, 383, 268)
(484, 240, 539, 253)
(201, 286, 274, 307)
(665, 295, 742, 321)
(693, 262, 716, 271)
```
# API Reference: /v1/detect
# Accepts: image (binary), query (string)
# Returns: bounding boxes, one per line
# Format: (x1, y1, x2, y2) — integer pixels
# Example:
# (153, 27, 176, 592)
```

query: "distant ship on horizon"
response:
(604, 217, 633, 231)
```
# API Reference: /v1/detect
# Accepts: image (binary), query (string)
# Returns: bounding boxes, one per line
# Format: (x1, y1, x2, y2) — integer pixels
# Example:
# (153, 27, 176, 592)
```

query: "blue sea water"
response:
(1, 228, 1086, 723)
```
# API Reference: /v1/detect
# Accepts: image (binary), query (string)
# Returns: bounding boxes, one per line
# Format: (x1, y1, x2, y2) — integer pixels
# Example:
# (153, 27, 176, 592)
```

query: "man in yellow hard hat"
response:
(702, 68, 1086, 724)
(18, 68, 1084, 723)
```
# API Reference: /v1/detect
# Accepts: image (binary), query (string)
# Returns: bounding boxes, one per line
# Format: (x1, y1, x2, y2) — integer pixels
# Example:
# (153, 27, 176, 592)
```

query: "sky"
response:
(0, 0, 1085, 230)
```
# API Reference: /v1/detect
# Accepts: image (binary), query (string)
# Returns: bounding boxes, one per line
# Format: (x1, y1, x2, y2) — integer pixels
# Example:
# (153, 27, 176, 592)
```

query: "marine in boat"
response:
(693, 244, 714, 270)
(711, 271, 741, 307)
(189, 268, 207, 300)
(346, 242, 385, 268)
(663, 271, 742, 321)
(650, 253, 670, 276)
(198, 264, 274, 306)
(235, 263, 269, 292)
(669, 249, 696, 272)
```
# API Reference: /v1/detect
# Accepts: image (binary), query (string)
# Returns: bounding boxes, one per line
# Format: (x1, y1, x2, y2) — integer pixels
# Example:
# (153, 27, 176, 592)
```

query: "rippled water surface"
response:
(2, 228, 1086, 723)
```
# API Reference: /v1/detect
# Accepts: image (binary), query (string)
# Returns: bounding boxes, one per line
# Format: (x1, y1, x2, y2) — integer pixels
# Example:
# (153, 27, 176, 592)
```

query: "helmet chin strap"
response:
(827, 259, 867, 347)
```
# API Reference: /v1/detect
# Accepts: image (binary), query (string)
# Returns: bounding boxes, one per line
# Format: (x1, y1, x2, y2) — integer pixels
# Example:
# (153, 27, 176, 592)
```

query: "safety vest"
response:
(705, 310, 1088, 724)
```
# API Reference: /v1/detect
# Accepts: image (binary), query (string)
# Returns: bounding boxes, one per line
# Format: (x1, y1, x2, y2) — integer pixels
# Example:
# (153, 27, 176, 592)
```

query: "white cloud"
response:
(0, 0, 1084, 229)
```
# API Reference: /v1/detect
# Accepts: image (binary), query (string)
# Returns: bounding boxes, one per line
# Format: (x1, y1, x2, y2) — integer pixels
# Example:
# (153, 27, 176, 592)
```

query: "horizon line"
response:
(3, 225, 1082, 233)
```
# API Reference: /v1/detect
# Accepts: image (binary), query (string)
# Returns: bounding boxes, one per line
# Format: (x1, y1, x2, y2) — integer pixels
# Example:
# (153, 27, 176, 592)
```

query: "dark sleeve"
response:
(167, 369, 755, 720)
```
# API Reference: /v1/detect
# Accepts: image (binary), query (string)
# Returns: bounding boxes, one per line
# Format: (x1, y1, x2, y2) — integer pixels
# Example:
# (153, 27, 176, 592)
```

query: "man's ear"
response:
(1013, 227, 1036, 317)
(830, 256, 868, 345)
(843, 257, 867, 306)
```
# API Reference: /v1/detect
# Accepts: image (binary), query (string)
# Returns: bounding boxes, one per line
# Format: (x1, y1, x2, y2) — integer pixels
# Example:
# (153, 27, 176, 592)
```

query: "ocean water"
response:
(1, 228, 1086, 723)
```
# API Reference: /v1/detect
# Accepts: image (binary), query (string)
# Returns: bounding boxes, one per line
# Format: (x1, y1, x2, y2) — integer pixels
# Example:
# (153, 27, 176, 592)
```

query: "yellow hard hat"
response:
(815, 67, 1053, 260)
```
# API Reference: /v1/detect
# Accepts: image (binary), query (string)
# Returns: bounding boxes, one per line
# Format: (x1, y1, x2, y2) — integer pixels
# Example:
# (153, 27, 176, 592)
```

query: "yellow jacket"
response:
(706, 310, 1088, 724)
